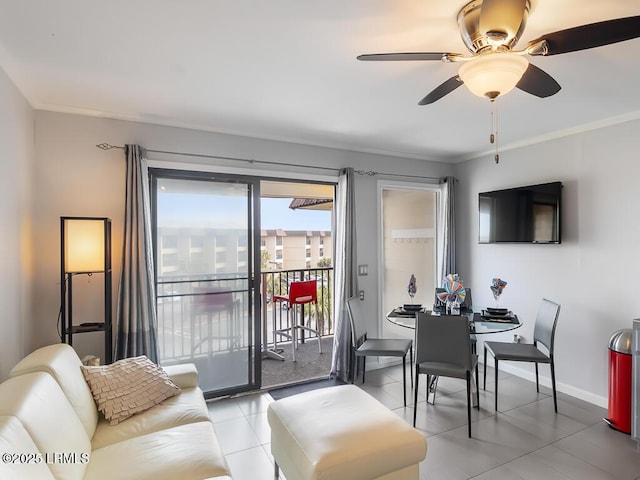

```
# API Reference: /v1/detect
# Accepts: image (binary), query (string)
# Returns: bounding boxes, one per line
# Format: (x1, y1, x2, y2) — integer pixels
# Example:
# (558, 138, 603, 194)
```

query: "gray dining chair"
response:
(434, 287, 446, 309)
(483, 298, 561, 412)
(413, 312, 479, 437)
(346, 297, 413, 406)
(461, 287, 473, 311)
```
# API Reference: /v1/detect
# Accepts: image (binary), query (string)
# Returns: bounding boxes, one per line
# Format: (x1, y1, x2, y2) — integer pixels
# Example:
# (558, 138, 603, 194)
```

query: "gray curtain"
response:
(330, 167, 358, 382)
(437, 176, 456, 286)
(114, 144, 159, 363)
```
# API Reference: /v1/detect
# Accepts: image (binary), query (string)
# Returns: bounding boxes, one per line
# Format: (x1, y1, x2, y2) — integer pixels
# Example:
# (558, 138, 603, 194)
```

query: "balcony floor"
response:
(261, 336, 333, 389)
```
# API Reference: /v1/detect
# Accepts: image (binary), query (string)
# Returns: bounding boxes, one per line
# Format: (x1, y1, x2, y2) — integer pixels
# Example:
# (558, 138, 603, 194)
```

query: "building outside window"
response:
(261, 230, 332, 271)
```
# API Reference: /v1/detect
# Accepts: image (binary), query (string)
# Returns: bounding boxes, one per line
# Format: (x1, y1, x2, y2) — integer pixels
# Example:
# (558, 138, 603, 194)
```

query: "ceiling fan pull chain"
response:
(489, 100, 500, 164)
(495, 99, 500, 164)
(489, 103, 495, 144)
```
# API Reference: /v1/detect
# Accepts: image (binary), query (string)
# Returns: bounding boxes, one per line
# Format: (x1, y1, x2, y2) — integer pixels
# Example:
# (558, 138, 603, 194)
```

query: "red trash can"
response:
(605, 329, 633, 434)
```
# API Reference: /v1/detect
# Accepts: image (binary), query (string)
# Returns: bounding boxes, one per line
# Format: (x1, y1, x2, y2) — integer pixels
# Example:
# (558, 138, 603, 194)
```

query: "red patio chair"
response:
(272, 280, 323, 362)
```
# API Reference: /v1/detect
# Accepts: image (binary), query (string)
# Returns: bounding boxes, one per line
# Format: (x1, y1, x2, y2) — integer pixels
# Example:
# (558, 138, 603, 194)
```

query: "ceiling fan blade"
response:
(479, 0, 527, 44)
(527, 16, 640, 56)
(418, 76, 463, 105)
(516, 63, 561, 98)
(357, 52, 448, 61)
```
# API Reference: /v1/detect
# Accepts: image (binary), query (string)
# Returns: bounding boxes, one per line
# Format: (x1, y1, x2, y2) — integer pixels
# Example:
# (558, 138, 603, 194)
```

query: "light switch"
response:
(358, 265, 368, 276)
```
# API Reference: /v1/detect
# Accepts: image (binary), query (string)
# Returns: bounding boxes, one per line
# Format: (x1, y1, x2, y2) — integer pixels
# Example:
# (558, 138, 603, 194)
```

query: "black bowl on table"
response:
(403, 304, 423, 312)
(486, 307, 509, 315)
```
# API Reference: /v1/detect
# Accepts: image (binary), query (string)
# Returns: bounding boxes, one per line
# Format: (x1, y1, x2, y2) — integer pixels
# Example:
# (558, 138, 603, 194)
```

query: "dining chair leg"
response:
(349, 353, 360, 383)
(409, 345, 414, 389)
(494, 357, 499, 411)
(274, 461, 280, 479)
(426, 375, 438, 405)
(466, 372, 472, 438)
(402, 355, 407, 407)
(362, 357, 366, 383)
(535, 362, 540, 392)
(413, 371, 420, 427)
(483, 346, 487, 390)
(550, 359, 558, 413)
(475, 362, 480, 408)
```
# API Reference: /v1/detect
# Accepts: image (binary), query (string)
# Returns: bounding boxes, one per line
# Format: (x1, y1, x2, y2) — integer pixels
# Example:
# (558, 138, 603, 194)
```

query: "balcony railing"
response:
(156, 267, 334, 364)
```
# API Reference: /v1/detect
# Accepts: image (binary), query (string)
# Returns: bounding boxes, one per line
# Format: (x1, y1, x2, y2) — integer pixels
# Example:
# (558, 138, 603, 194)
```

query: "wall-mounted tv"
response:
(478, 181, 562, 244)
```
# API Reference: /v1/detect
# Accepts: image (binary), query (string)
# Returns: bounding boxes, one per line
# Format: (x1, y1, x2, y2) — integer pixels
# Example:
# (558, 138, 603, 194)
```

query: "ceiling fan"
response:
(357, 0, 640, 104)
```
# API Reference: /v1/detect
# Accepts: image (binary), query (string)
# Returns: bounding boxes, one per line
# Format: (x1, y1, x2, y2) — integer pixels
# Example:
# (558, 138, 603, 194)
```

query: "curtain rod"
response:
(95, 143, 444, 181)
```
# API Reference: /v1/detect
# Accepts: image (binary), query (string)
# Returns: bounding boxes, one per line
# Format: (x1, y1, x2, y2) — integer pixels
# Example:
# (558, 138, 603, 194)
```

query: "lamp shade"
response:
(459, 53, 529, 98)
(63, 218, 106, 273)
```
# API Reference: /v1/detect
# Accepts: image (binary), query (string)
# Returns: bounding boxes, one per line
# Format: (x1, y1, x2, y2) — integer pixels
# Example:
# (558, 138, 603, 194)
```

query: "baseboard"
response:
(376, 356, 607, 409)
(488, 362, 607, 409)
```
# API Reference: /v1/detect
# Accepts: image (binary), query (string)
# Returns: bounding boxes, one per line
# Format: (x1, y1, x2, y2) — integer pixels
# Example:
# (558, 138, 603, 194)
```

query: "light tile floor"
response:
(207, 365, 640, 480)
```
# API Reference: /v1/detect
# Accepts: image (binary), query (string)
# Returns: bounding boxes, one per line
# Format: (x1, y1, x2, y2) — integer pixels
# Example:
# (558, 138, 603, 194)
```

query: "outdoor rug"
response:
(268, 377, 346, 401)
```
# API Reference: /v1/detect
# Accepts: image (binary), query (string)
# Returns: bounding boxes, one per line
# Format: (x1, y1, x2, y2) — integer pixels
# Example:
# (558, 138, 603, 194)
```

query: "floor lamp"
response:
(60, 216, 112, 364)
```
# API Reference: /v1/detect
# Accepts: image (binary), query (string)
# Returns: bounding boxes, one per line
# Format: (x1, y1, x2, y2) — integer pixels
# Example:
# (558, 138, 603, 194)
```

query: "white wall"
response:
(455, 119, 640, 407)
(0, 66, 34, 380)
(31, 111, 453, 360)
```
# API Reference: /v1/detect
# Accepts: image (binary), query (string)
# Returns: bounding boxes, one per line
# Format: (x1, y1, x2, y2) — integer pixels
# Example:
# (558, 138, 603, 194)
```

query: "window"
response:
(189, 252, 204, 272)
(190, 236, 204, 250)
(163, 235, 178, 250)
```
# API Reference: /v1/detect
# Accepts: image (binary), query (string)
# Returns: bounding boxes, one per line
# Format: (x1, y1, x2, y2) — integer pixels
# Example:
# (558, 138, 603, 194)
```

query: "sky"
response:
(260, 197, 331, 231)
(157, 193, 331, 231)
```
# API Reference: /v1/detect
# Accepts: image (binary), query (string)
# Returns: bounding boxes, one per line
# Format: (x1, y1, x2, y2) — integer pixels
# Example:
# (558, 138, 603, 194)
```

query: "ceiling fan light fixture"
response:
(459, 53, 529, 98)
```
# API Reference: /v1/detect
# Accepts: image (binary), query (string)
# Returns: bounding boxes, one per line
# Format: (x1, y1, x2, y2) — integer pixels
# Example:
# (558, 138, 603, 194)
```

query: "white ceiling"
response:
(1, 0, 640, 163)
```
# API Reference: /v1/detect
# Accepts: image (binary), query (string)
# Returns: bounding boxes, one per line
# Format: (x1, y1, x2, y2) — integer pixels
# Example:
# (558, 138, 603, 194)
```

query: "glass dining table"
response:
(386, 305, 522, 406)
(387, 305, 522, 335)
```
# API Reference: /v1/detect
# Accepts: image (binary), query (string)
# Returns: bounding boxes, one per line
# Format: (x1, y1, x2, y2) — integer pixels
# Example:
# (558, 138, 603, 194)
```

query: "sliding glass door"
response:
(150, 169, 261, 397)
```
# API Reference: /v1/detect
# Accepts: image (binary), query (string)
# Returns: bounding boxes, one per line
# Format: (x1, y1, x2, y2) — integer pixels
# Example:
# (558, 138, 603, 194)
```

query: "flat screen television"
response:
(478, 181, 562, 244)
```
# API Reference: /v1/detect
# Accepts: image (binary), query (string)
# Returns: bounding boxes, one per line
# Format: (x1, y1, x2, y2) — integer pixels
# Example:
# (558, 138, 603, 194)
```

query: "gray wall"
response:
(0, 66, 35, 379)
(29, 111, 452, 363)
(455, 119, 640, 406)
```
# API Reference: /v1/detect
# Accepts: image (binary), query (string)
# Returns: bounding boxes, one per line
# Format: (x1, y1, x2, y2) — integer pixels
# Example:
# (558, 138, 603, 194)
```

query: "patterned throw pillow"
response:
(81, 355, 181, 425)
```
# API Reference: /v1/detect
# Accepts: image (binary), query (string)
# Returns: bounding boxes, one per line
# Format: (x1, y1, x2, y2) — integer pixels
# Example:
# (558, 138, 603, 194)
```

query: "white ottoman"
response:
(267, 385, 427, 480)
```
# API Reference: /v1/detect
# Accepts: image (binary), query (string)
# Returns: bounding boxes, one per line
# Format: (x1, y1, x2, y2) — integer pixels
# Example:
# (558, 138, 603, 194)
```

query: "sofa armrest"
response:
(163, 363, 199, 389)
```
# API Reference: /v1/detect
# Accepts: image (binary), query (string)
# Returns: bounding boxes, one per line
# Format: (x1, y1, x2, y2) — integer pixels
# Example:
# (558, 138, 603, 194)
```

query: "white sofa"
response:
(0, 344, 232, 480)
